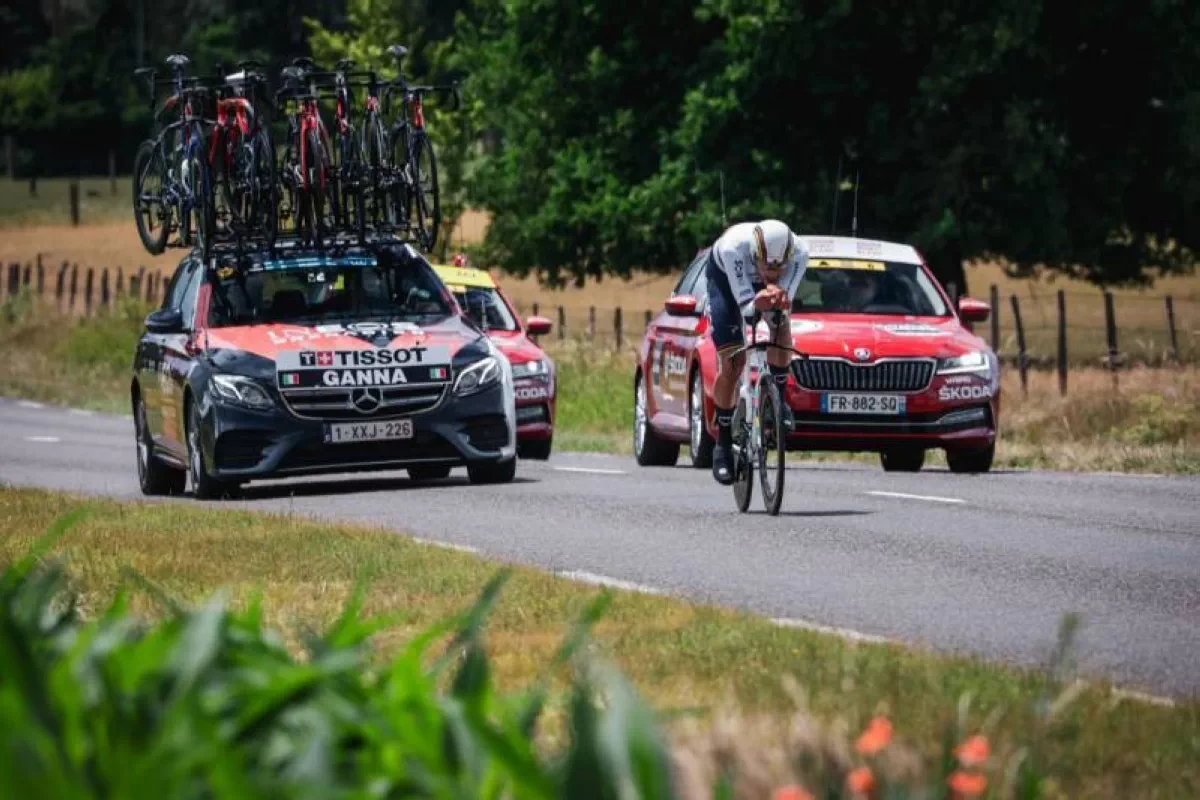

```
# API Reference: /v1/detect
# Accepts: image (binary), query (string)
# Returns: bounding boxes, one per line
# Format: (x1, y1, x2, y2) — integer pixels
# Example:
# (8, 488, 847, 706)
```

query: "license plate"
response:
(324, 419, 414, 443)
(820, 393, 905, 415)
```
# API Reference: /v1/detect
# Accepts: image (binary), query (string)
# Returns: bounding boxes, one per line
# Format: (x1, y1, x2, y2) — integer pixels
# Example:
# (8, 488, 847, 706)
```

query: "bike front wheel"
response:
(132, 140, 170, 255)
(732, 397, 754, 513)
(410, 134, 440, 251)
(757, 376, 786, 516)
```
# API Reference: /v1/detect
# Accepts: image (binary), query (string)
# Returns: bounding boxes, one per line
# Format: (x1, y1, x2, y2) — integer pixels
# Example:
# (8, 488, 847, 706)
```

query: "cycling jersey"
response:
(706, 223, 809, 350)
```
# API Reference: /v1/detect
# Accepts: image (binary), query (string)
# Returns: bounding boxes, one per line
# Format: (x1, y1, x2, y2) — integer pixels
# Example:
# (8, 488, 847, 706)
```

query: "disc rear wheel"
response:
(732, 398, 754, 512)
(757, 377, 786, 516)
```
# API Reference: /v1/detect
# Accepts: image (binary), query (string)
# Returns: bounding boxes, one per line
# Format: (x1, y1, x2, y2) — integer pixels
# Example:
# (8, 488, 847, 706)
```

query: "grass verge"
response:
(2, 301, 1198, 473)
(1, 486, 1197, 797)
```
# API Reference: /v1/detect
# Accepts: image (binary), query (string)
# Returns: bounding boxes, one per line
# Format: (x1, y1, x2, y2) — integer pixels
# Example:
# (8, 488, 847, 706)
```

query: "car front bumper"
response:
(197, 382, 516, 481)
(513, 376, 554, 441)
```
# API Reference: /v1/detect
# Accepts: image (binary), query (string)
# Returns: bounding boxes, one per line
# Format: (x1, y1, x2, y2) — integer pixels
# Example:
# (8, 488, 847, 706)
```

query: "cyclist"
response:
(705, 219, 809, 484)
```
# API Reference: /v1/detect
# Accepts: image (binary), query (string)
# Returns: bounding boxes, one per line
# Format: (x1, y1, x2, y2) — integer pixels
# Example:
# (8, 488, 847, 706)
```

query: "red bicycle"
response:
(276, 59, 335, 244)
(208, 60, 275, 246)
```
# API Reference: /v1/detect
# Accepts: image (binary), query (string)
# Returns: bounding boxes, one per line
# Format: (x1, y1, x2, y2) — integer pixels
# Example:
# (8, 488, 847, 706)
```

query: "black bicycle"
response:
(131, 54, 216, 258)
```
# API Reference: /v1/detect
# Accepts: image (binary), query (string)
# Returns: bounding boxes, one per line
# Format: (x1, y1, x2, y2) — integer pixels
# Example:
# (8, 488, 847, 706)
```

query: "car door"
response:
(161, 259, 205, 459)
(141, 258, 202, 459)
(651, 252, 708, 422)
(137, 262, 188, 448)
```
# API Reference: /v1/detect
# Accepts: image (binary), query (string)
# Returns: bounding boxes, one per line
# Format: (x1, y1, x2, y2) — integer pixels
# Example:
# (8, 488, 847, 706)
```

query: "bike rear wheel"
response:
(757, 377, 786, 516)
(132, 140, 169, 255)
(300, 130, 329, 246)
(410, 134, 440, 251)
(253, 130, 277, 247)
(732, 397, 754, 513)
(185, 142, 215, 260)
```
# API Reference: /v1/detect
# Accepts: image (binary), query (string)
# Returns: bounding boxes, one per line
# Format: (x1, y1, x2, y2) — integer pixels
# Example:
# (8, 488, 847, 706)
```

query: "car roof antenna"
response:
(851, 170, 861, 239)
(830, 155, 843, 234)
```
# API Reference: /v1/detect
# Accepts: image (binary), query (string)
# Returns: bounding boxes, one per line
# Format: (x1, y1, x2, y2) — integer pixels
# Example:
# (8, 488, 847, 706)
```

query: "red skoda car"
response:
(634, 235, 999, 473)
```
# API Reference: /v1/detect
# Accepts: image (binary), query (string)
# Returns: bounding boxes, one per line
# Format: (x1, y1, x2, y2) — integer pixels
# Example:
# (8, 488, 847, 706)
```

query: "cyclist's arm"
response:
(780, 234, 810, 301)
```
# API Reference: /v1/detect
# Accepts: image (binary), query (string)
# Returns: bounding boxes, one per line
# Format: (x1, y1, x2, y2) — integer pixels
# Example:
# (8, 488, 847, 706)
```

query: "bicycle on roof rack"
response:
(728, 309, 809, 516)
(275, 58, 339, 247)
(132, 54, 217, 259)
(208, 59, 276, 249)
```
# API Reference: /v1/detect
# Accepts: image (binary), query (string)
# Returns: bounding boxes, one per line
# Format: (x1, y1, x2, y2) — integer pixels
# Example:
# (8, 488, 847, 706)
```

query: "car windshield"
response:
(451, 286, 519, 332)
(208, 251, 453, 327)
(792, 259, 950, 316)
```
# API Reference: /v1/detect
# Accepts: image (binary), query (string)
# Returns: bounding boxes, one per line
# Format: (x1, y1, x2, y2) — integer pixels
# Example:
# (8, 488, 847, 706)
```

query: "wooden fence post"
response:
(55, 263, 67, 309)
(21, 263, 31, 290)
(101, 268, 111, 310)
(5, 263, 18, 299)
(989, 284, 1000, 354)
(557, 306, 566, 341)
(588, 306, 596, 342)
(531, 301, 539, 318)
(69, 180, 80, 226)
(36, 257, 45, 297)
(1010, 294, 1028, 396)
(614, 307, 623, 350)
(69, 264, 79, 312)
(1056, 289, 1068, 396)
(644, 309, 652, 329)
(116, 267, 124, 299)
(84, 268, 95, 315)
(1165, 295, 1179, 363)
(1104, 291, 1119, 389)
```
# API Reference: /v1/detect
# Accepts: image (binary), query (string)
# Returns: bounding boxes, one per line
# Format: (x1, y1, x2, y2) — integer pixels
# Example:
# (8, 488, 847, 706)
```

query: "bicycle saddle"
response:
(388, 45, 409, 60)
(165, 54, 191, 70)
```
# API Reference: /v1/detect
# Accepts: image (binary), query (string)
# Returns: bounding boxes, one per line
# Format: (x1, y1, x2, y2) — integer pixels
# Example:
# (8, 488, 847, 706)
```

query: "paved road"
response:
(2, 396, 1198, 697)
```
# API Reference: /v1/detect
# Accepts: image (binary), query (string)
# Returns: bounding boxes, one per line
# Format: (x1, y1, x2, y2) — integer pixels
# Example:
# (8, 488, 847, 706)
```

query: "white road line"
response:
(553, 466, 627, 475)
(866, 490, 966, 505)
(17, 400, 45, 409)
(68, 408, 95, 417)
(24, 436, 61, 443)
(409, 536, 479, 554)
(1110, 687, 1176, 708)
(770, 617, 898, 645)
(556, 570, 666, 595)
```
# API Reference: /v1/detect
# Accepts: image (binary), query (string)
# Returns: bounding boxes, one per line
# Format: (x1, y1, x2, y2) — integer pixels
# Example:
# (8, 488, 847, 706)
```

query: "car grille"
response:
(793, 358, 935, 392)
(279, 383, 447, 420)
(278, 432, 460, 472)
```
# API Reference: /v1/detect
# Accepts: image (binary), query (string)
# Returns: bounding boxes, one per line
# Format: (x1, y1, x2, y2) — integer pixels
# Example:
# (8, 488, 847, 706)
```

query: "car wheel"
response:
(633, 373, 680, 467)
(688, 370, 714, 468)
(134, 394, 185, 496)
(408, 464, 452, 481)
(467, 457, 517, 484)
(187, 401, 237, 500)
(946, 442, 995, 474)
(518, 437, 553, 460)
(880, 447, 926, 473)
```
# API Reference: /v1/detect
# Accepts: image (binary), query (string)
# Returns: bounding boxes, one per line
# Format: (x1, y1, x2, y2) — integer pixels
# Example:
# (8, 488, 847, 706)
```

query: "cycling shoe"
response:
(712, 443, 735, 485)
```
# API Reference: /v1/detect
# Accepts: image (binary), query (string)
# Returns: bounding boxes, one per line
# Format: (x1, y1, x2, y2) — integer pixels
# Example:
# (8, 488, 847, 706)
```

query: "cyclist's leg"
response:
(706, 254, 743, 485)
(767, 317, 795, 431)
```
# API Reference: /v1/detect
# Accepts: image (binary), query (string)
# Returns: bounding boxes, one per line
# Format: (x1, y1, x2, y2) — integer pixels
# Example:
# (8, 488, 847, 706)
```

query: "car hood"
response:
(480, 329, 548, 365)
(204, 316, 484, 362)
(774, 314, 988, 359)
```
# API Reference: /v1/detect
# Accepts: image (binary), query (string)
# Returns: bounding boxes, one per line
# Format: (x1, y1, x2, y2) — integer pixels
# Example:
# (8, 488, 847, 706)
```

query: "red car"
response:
(634, 235, 1000, 473)
(433, 261, 557, 459)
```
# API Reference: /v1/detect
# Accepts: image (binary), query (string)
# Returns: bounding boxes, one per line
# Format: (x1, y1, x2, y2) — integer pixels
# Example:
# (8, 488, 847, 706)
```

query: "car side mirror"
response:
(145, 308, 184, 334)
(958, 297, 990, 323)
(664, 294, 699, 316)
(526, 315, 552, 336)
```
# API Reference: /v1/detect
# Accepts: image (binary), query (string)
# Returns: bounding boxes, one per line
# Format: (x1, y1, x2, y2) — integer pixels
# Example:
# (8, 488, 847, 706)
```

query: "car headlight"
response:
(936, 351, 991, 376)
(210, 374, 274, 410)
(453, 356, 503, 395)
(511, 359, 548, 379)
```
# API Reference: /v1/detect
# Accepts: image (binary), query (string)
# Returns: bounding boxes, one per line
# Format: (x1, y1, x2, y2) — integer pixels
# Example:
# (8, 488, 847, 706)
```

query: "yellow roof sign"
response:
(808, 258, 886, 271)
(433, 264, 496, 288)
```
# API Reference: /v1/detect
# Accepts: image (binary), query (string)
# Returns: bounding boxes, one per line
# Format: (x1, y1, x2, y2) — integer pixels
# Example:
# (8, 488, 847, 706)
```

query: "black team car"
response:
(131, 242, 518, 498)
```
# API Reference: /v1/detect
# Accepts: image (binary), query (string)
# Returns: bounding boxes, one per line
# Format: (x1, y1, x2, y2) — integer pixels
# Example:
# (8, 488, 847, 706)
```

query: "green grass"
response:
(0, 176, 132, 228)
(1, 487, 1197, 798)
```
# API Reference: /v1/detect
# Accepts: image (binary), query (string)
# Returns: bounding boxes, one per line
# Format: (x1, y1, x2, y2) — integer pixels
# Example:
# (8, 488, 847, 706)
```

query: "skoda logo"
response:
(853, 347, 872, 362)
(350, 387, 382, 414)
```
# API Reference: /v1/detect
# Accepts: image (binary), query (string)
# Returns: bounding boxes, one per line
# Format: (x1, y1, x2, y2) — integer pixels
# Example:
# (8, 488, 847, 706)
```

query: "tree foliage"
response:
(462, 0, 1200, 288)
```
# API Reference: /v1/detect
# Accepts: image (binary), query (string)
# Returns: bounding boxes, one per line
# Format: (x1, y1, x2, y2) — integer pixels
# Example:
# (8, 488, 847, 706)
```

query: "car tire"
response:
(880, 447, 926, 473)
(134, 394, 186, 496)
(688, 370, 714, 468)
(467, 457, 517, 484)
(946, 443, 995, 474)
(187, 400, 237, 500)
(518, 437, 553, 460)
(633, 373, 680, 467)
(408, 464, 452, 482)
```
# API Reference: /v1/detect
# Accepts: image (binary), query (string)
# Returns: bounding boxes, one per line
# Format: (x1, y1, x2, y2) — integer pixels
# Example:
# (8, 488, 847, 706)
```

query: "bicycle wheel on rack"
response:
(339, 133, 366, 243)
(300, 129, 329, 246)
(252, 129, 277, 247)
(362, 115, 388, 230)
(732, 397, 754, 513)
(132, 140, 170, 255)
(757, 376, 786, 516)
(220, 130, 253, 229)
(410, 133, 440, 251)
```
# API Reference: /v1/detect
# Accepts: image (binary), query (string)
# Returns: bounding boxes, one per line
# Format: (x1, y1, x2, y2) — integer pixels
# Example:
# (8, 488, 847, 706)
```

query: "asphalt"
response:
(1, 396, 1198, 698)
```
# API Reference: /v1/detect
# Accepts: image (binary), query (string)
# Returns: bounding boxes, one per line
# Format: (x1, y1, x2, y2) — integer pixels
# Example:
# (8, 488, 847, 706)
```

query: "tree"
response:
(464, 0, 1200, 290)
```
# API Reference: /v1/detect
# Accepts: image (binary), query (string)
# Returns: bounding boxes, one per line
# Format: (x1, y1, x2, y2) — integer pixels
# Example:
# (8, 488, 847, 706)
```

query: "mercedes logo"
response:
(853, 347, 872, 362)
(350, 387, 382, 414)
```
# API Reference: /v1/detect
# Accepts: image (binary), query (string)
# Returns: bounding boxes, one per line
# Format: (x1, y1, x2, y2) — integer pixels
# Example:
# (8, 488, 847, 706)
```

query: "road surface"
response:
(1, 396, 1197, 698)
